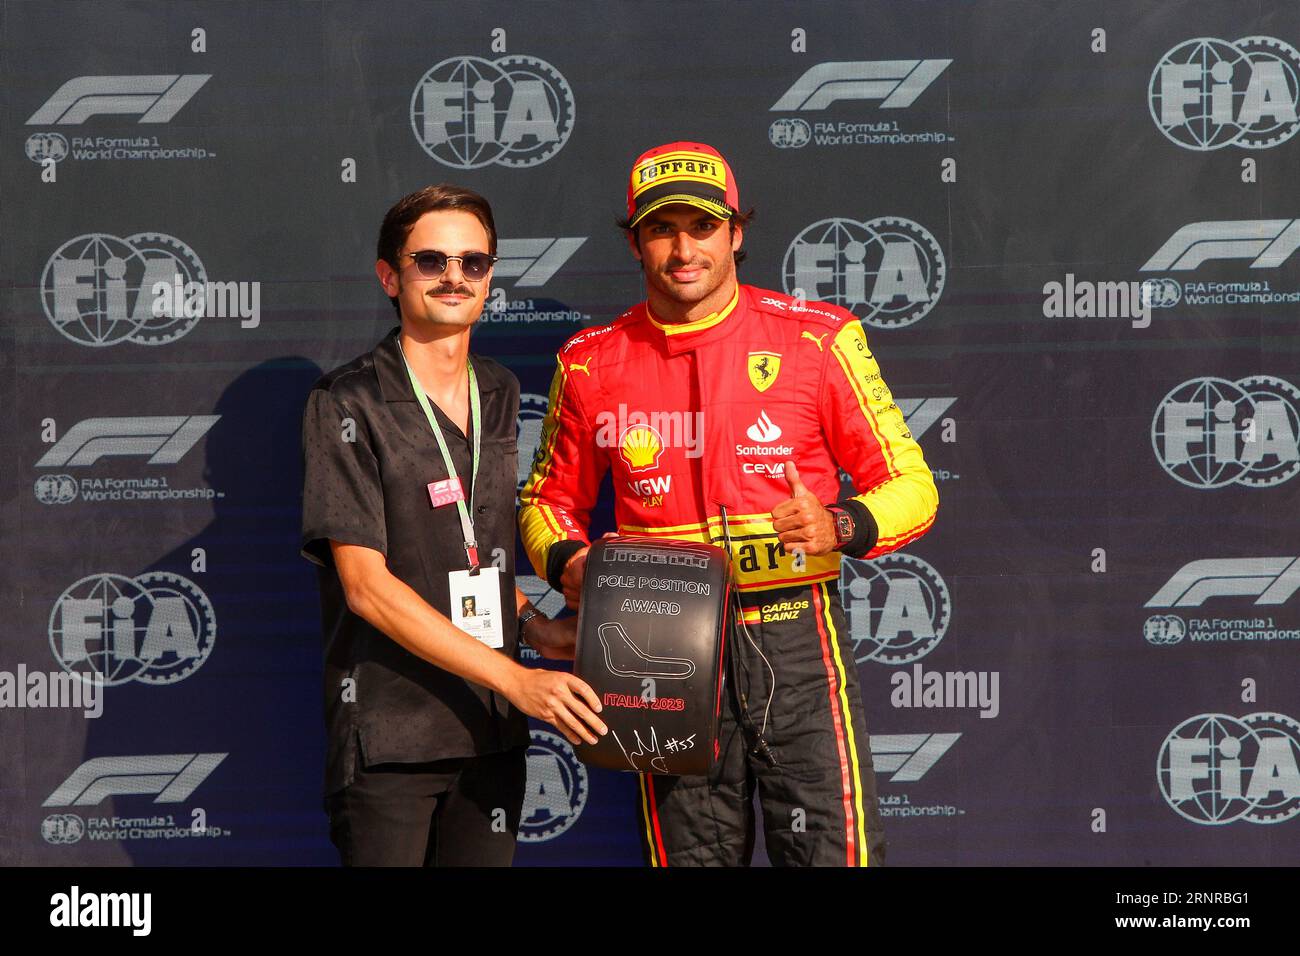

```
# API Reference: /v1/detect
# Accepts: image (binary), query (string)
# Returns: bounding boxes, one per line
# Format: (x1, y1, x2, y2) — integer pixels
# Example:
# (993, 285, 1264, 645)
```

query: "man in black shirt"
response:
(301, 184, 607, 866)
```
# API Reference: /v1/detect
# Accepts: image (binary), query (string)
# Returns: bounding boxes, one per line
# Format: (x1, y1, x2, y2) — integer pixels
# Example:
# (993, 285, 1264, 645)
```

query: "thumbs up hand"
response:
(770, 461, 836, 556)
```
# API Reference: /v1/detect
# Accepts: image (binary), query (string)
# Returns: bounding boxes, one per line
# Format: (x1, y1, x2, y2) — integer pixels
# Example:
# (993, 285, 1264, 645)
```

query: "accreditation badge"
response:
(448, 566, 504, 648)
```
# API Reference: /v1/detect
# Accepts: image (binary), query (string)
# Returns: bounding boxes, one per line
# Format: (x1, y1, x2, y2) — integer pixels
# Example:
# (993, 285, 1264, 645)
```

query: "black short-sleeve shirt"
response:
(301, 327, 528, 795)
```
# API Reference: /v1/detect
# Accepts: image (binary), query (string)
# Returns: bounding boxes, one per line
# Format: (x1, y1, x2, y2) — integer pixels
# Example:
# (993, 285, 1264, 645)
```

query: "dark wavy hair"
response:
(376, 184, 498, 312)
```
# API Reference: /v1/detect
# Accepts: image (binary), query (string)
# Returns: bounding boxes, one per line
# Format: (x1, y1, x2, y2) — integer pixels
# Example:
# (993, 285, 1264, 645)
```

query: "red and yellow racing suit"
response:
(520, 283, 937, 865)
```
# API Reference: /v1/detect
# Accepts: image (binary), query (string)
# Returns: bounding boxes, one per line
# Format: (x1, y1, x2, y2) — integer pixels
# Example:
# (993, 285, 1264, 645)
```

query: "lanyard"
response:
(398, 343, 482, 570)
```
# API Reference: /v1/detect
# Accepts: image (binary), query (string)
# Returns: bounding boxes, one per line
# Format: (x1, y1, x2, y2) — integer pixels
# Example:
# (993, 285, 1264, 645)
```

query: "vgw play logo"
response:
(410, 55, 574, 168)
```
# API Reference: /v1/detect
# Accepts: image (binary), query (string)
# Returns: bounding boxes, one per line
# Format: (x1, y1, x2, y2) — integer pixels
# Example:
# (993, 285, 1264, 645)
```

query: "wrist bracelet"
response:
(518, 606, 542, 644)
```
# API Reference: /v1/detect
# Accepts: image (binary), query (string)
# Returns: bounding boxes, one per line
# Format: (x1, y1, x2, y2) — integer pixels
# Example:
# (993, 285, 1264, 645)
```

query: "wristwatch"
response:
(517, 606, 542, 645)
(826, 505, 856, 551)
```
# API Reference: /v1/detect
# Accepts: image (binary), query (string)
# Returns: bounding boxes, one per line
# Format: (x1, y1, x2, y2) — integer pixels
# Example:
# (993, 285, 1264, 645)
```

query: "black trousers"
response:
(636, 581, 886, 866)
(326, 746, 527, 867)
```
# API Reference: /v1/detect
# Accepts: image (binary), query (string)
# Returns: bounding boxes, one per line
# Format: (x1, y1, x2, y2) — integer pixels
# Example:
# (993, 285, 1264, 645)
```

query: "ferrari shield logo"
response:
(747, 352, 781, 393)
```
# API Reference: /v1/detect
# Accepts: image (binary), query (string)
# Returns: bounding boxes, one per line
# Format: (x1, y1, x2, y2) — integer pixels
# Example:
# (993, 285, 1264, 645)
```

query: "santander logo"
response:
(746, 411, 783, 443)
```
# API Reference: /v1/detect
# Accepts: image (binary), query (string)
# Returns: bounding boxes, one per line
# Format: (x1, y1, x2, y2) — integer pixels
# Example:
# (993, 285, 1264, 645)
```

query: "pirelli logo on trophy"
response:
(573, 537, 731, 776)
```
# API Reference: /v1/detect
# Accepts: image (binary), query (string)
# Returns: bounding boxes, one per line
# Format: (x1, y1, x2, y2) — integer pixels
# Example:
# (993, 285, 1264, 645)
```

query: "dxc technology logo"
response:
(410, 55, 574, 168)
(1151, 376, 1300, 489)
(783, 217, 946, 329)
(1149, 37, 1300, 150)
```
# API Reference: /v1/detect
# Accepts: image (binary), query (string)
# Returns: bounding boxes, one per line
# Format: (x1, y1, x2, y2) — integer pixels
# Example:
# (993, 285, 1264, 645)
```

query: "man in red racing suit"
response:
(519, 142, 938, 866)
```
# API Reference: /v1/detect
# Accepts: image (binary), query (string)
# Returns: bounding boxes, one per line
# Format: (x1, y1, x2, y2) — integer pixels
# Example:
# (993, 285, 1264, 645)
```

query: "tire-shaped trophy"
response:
(573, 536, 733, 776)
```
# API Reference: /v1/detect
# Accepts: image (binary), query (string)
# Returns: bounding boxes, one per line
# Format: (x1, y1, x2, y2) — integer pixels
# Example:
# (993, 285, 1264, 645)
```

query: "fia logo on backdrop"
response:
(48, 572, 216, 686)
(1158, 713, 1300, 825)
(410, 55, 574, 168)
(1151, 376, 1300, 489)
(40, 234, 260, 346)
(783, 218, 946, 329)
(1149, 38, 1300, 151)
(518, 730, 587, 842)
(841, 553, 951, 665)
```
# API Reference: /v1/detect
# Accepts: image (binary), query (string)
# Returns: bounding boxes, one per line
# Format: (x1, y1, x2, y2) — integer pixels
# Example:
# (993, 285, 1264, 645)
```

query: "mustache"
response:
(428, 283, 475, 297)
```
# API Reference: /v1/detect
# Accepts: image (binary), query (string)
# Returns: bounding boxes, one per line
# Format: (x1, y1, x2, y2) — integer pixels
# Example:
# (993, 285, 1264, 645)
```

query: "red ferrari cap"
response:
(625, 141, 739, 227)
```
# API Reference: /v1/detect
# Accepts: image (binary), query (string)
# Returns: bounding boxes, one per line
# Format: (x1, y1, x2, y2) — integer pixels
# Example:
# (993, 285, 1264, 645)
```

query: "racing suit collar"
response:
(646, 284, 741, 354)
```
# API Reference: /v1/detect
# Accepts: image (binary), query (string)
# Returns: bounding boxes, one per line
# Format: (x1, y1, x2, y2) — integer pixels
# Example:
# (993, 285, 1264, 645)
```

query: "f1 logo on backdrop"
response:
(1147, 558, 1300, 608)
(772, 60, 951, 111)
(495, 237, 585, 287)
(768, 59, 953, 149)
(1143, 558, 1300, 647)
(782, 217, 946, 329)
(1158, 713, 1300, 825)
(895, 398, 955, 442)
(1142, 220, 1300, 272)
(26, 75, 211, 125)
(49, 572, 216, 686)
(37, 417, 219, 468)
(410, 55, 574, 168)
(1149, 37, 1300, 150)
(1151, 376, 1300, 489)
(871, 733, 960, 782)
(43, 754, 227, 806)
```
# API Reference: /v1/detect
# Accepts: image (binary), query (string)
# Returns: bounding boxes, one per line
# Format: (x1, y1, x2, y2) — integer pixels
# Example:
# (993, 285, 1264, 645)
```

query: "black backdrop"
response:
(2, 0, 1298, 866)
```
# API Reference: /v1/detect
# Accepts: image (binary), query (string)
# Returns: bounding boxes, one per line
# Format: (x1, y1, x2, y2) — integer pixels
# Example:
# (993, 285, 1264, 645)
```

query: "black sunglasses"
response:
(402, 250, 498, 281)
